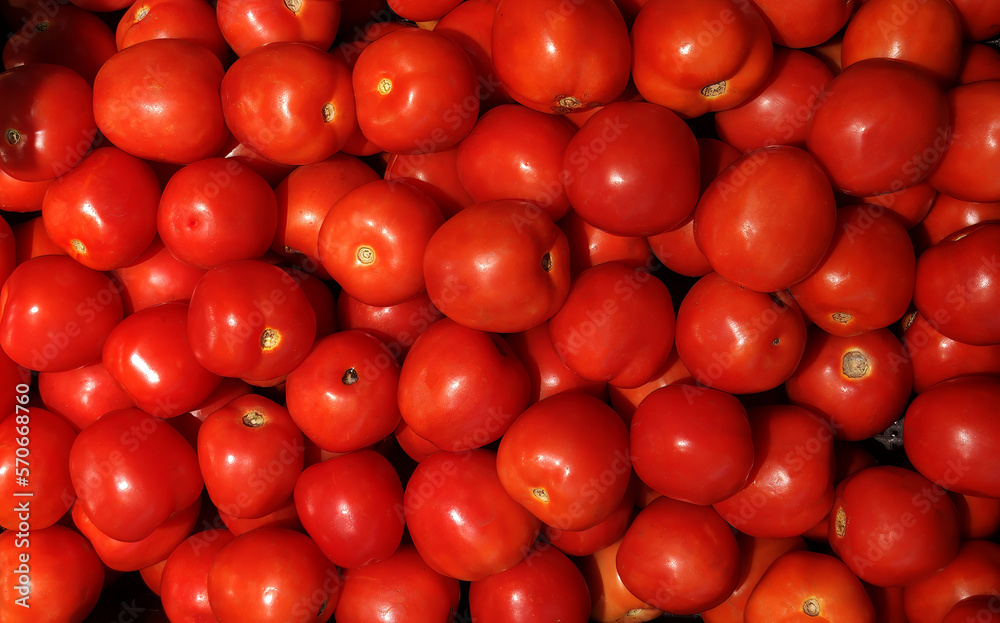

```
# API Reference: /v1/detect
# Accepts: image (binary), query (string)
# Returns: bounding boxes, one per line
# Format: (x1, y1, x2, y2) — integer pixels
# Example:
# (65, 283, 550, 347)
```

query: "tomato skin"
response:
(744, 550, 876, 623)
(616, 495, 741, 615)
(559, 209, 654, 279)
(434, 0, 514, 111)
(577, 536, 663, 623)
(631, 0, 774, 119)
(37, 358, 135, 432)
(117, 0, 230, 65)
(541, 475, 636, 557)
(111, 237, 208, 315)
(928, 81, 1000, 203)
(335, 289, 444, 361)
(910, 192, 1000, 254)
(504, 320, 609, 404)
(747, 0, 853, 48)
(403, 449, 541, 581)
(828, 465, 961, 588)
(159, 529, 236, 622)
(0, 168, 50, 213)
(943, 596, 1000, 623)
(902, 540, 1000, 623)
(216, 0, 341, 57)
(383, 148, 475, 219)
(491, 0, 630, 114)
(93, 39, 228, 165)
(607, 348, 694, 425)
(903, 375, 1000, 498)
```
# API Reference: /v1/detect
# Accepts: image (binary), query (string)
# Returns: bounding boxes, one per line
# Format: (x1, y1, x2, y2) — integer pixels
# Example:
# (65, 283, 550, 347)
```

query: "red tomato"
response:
(541, 475, 636, 557)
(93, 39, 228, 165)
(295, 449, 405, 569)
(382, 148, 475, 219)
(747, 0, 853, 48)
(806, 58, 950, 196)
(0, 255, 123, 373)
(631, 0, 774, 118)
(903, 375, 1000, 498)
(606, 348, 695, 424)
(902, 540, 1000, 623)
(217, 494, 304, 535)
(577, 536, 664, 623)
(403, 449, 541, 581)
(216, 0, 341, 56)
(159, 529, 235, 622)
(853, 180, 938, 230)
(207, 527, 339, 623)
(285, 329, 402, 453)
(943, 596, 1000, 623)
(117, 0, 231, 64)
(397, 318, 530, 451)
(617, 495, 741, 615)
(111, 236, 208, 315)
(335, 289, 444, 361)
(0, 167, 50, 212)
(563, 101, 701, 237)
(910, 192, 1000, 254)
(694, 145, 837, 293)
(828, 465, 961, 587)
(744, 550, 876, 622)
(958, 42, 1000, 84)
(504, 320, 609, 404)
(37, 358, 135, 431)
(558, 209, 654, 279)
(434, 0, 514, 110)
(11, 217, 65, 265)
(630, 384, 754, 506)
(491, 0, 630, 114)
(389, 0, 462, 20)
(950, 492, 1000, 540)
(928, 80, 1000, 203)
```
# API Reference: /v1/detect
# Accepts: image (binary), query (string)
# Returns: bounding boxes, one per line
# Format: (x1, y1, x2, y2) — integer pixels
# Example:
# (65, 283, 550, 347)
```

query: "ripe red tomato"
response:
(37, 358, 135, 431)
(159, 529, 235, 623)
(902, 311, 1000, 394)
(910, 192, 1000, 253)
(927, 80, 1000, 203)
(434, 0, 515, 110)
(504, 320, 609, 404)
(382, 147, 475, 219)
(117, 0, 230, 64)
(577, 536, 664, 623)
(541, 475, 637, 557)
(335, 289, 444, 361)
(111, 236, 208, 315)
(558, 209, 654, 278)
(746, 0, 853, 48)
(902, 540, 1000, 623)
(215, 0, 341, 57)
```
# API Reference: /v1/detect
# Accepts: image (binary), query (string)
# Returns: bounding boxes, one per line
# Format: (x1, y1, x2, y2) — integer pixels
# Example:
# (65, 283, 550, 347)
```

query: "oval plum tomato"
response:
(469, 543, 592, 623)
(0, 255, 123, 373)
(41, 146, 161, 271)
(383, 147, 475, 219)
(630, 384, 754, 506)
(111, 237, 208, 315)
(207, 528, 339, 623)
(784, 326, 913, 441)
(902, 540, 1000, 623)
(423, 199, 570, 333)
(221, 41, 356, 165)
(334, 543, 461, 623)
(713, 404, 835, 538)
(714, 47, 834, 153)
(117, 0, 231, 65)
(69, 407, 203, 543)
(285, 329, 402, 453)
(0, 525, 104, 623)
(927, 81, 1000, 203)
(335, 289, 444, 361)
(317, 180, 443, 307)
(186, 259, 317, 382)
(548, 262, 675, 388)
(841, 0, 962, 89)
(577, 536, 664, 623)
(159, 529, 236, 623)
(631, 0, 773, 119)
(806, 58, 950, 196)
(0, 407, 75, 530)
(397, 318, 530, 451)
(617, 495, 741, 615)
(828, 465, 961, 587)
(37, 358, 134, 431)
(102, 302, 222, 417)
(904, 375, 1000, 498)
(746, 0, 853, 48)
(93, 39, 227, 165)
(491, 0, 630, 114)
(910, 192, 1000, 253)
(744, 550, 876, 623)
(0, 63, 96, 182)
(403, 449, 541, 581)
(215, 0, 341, 57)
(913, 221, 1000, 346)
(504, 320, 609, 404)
(902, 311, 1000, 394)
(562, 101, 701, 237)
(694, 145, 837, 293)
(456, 103, 577, 221)
(157, 157, 279, 269)
(294, 449, 405, 569)
(674, 272, 807, 395)
(496, 392, 630, 532)
(353, 27, 479, 154)
(197, 393, 305, 519)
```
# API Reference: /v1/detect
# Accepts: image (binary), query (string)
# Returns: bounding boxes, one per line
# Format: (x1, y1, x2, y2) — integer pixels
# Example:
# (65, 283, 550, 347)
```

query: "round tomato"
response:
(159, 529, 235, 623)
(117, 0, 231, 64)
(216, 0, 341, 57)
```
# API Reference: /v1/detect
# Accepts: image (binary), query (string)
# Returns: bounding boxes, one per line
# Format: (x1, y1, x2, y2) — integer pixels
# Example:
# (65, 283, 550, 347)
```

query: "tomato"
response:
(631, 384, 753, 506)
(558, 209, 654, 279)
(217, 494, 304, 535)
(903, 375, 1000, 498)
(563, 101, 701, 237)
(423, 199, 571, 333)
(674, 272, 807, 395)
(694, 145, 837, 293)
(294, 449, 405, 569)
(747, 0, 854, 48)
(784, 326, 913, 440)
(117, 0, 231, 65)
(403, 449, 541, 581)
(606, 348, 694, 424)
(469, 543, 591, 623)
(434, 0, 514, 110)
(37, 358, 135, 431)
(491, 0, 630, 114)
(159, 529, 235, 622)
(186, 259, 317, 382)
(111, 237, 208, 315)
(0, 168, 50, 213)
(841, 0, 963, 88)
(93, 39, 228, 165)
(207, 527, 339, 623)
(806, 58, 950, 196)
(353, 27, 479, 154)
(0, 63, 96, 182)
(958, 43, 1000, 84)
(616, 495, 741, 615)
(744, 550, 876, 622)
(630, 0, 774, 118)
(828, 465, 961, 587)
(216, 0, 341, 57)
(910, 192, 1000, 253)
(951, 492, 1000, 540)
(913, 221, 1000, 346)
(397, 318, 529, 451)
(929, 80, 1000, 202)
(285, 329, 402, 453)
(854, 180, 938, 230)
(0, 255, 124, 373)
(504, 320, 609, 404)
(0, 524, 104, 622)
(577, 536, 663, 623)
(943, 596, 1000, 623)
(496, 392, 630, 531)
(335, 289, 444, 361)
(902, 540, 1000, 623)
(389, 0, 462, 20)
(383, 148, 475, 219)
(801, 441, 880, 542)
(334, 543, 461, 623)
(541, 474, 637, 557)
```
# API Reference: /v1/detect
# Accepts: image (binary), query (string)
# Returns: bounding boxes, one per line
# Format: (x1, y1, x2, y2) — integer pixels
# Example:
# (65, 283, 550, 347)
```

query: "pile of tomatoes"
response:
(1, 0, 1000, 621)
